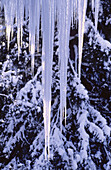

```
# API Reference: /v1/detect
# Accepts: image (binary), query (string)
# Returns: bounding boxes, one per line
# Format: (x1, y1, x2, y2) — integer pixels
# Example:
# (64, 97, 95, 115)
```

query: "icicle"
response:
(4, 0, 15, 49)
(70, 0, 78, 28)
(3, 1, 11, 50)
(95, 0, 100, 30)
(64, 0, 72, 127)
(29, 0, 32, 52)
(92, 0, 94, 11)
(6, 25, 11, 50)
(19, 0, 24, 48)
(42, 0, 54, 160)
(75, 0, 78, 28)
(29, 0, 36, 75)
(71, 1, 77, 27)
(35, 0, 40, 53)
(57, 0, 65, 132)
(57, 0, 72, 131)
(78, 0, 87, 78)
(21, 25, 23, 47)
(16, 0, 21, 60)
(71, 0, 74, 27)
(24, 0, 29, 21)
(10, 0, 15, 40)
(17, 27, 20, 60)
(11, 28, 14, 40)
(74, 45, 78, 73)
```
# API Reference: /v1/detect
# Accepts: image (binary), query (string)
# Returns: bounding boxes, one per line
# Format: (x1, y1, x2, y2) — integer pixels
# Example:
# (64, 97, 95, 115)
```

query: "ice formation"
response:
(91, 0, 94, 11)
(41, 0, 55, 159)
(56, 0, 72, 132)
(95, 0, 100, 30)
(1, 0, 100, 160)
(78, 0, 88, 78)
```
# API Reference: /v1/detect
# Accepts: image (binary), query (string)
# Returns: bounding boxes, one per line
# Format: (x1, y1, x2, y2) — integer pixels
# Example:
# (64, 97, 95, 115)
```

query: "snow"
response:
(76, 83, 89, 99)
(88, 106, 111, 137)
(78, 110, 89, 161)
(105, 18, 111, 25)
(88, 121, 105, 141)
(16, 71, 42, 108)
(85, 18, 111, 53)
(3, 125, 26, 155)
(95, 33, 111, 52)
(75, 154, 80, 163)
(68, 148, 77, 169)
(0, 119, 5, 123)
(103, 160, 111, 170)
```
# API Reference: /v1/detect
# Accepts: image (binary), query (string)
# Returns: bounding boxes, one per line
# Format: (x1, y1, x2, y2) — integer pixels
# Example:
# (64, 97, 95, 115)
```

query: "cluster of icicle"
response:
(1, 0, 100, 160)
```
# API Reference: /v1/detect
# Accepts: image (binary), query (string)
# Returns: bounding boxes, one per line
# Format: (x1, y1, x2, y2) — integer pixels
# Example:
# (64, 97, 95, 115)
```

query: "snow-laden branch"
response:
(85, 18, 111, 53)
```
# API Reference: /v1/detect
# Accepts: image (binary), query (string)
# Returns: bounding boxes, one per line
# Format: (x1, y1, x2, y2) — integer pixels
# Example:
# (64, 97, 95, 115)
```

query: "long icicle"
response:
(29, 0, 37, 75)
(16, 0, 21, 60)
(42, 0, 54, 160)
(57, 0, 72, 132)
(78, 0, 87, 79)
(4, 1, 11, 50)
(19, 0, 24, 48)
(58, 0, 65, 132)
(92, 0, 94, 11)
(95, 0, 100, 31)
(64, 0, 72, 127)
(10, 0, 15, 40)
(35, 0, 40, 53)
